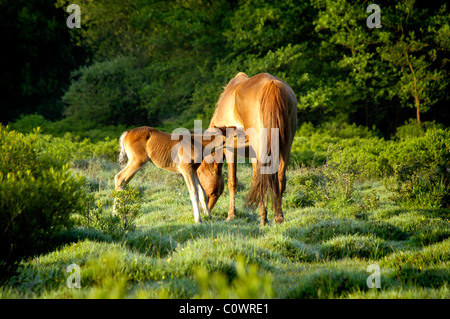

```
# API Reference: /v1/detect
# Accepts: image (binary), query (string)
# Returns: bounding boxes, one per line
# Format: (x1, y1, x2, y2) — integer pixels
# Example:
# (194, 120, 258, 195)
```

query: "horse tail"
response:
(246, 79, 289, 209)
(117, 131, 129, 166)
(260, 79, 289, 157)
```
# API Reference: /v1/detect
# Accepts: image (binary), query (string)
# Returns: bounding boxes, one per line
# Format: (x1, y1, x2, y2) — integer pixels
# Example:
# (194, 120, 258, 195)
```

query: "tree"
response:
(312, 0, 449, 131)
(57, 0, 233, 128)
(378, 2, 449, 129)
(0, 0, 87, 123)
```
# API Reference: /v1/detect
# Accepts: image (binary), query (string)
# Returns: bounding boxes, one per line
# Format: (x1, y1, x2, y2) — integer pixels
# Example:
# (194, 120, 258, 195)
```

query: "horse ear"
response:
(235, 72, 247, 78)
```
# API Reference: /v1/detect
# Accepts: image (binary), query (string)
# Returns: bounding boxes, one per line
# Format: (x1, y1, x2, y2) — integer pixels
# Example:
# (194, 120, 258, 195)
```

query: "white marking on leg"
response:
(182, 171, 202, 223)
(190, 192, 202, 223)
(195, 174, 211, 217)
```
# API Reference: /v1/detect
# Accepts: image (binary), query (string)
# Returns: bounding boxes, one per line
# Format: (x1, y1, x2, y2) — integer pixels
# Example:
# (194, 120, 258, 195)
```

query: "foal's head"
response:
(197, 155, 224, 211)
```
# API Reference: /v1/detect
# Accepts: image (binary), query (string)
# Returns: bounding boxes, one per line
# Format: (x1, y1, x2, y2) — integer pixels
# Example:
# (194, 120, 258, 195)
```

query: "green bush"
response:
(77, 185, 142, 239)
(110, 185, 142, 232)
(33, 133, 118, 164)
(0, 126, 88, 272)
(291, 122, 449, 186)
(9, 114, 51, 134)
(285, 160, 360, 210)
(285, 169, 327, 208)
(10, 112, 128, 143)
(317, 121, 379, 139)
(63, 56, 152, 126)
(384, 128, 450, 209)
(289, 122, 449, 211)
(394, 119, 445, 140)
(9, 114, 121, 163)
(291, 122, 387, 176)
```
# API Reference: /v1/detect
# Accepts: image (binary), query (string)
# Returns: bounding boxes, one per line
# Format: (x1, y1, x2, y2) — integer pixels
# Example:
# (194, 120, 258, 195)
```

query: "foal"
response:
(114, 126, 226, 223)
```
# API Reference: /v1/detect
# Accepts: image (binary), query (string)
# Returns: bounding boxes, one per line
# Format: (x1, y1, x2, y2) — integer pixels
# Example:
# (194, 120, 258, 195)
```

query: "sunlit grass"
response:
(1, 159, 449, 299)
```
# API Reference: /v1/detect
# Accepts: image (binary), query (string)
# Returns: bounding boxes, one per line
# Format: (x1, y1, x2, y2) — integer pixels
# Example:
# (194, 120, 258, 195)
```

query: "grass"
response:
(1, 158, 449, 299)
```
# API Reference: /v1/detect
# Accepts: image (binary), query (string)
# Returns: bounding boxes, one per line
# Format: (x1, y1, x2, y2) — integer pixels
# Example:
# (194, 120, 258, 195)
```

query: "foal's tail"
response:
(246, 79, 289, 209)
(117, 131, 129, 166)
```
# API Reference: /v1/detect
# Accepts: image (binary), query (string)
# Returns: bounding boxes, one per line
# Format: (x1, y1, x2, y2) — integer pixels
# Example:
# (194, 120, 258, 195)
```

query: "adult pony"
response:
(197, 72, 297, 225)
(114, 126, 226, 223)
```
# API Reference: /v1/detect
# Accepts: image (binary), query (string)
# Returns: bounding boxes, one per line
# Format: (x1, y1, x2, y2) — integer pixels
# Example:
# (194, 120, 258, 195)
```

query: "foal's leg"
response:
(180, 165, 202, 223)
(225, 148, 238, 221)
(114, 161, 146, 191)
(195, 173, 211, 217)
(113, 159, 147, 214)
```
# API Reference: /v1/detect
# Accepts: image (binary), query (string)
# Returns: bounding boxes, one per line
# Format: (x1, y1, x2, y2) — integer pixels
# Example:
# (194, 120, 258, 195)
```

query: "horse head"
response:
(197, 155, 224, 211)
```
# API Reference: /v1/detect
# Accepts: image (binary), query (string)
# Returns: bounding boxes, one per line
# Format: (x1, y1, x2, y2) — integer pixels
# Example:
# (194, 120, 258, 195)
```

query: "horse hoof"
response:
(226, 214, 236, 221)
(274, 216, 284, 224)
(260, 219, 269, 226)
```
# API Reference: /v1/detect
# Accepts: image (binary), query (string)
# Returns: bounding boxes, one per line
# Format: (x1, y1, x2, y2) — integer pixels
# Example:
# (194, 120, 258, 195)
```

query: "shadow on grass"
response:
(124, 219, 264, 258)
(285, 218, 409, 244)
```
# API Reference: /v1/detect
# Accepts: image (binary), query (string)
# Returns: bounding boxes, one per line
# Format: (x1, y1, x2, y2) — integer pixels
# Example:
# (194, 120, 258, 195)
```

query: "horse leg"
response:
(225, 149, 238, 221)
(113, 160, 146, 214)
(273, 155, 286, 224)
(180, 165, 202, 224)
(259, 201, 269, 226)
(250, 162, 269, 226)
(195, 173, 211, 217)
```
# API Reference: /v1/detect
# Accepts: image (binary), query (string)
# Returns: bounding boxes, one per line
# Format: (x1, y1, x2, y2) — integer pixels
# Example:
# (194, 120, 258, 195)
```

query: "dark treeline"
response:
(1, 0, 449, 137)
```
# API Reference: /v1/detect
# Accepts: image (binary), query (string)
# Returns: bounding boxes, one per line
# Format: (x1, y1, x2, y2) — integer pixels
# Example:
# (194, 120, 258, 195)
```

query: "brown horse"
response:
(197, 72, 297, 225)
(114, 126, 226, 223)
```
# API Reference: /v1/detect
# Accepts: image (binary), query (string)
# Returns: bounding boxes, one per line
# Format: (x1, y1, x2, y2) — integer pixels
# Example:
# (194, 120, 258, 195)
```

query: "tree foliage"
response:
(0, 0, 87, 123)
(313, 0, 449, 130)
(2, 0, 449, 135)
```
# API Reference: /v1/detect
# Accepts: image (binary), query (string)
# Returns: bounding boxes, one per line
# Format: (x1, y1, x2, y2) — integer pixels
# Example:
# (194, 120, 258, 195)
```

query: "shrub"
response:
(34, 133, 118, 164)
(285, 154, 360, 210)
(285, 168, 327, 208)
(77, 185, 142, 238)
(9, 114, 51, 134)
(0, 126, 88, 272)
(384, 128, 450, 209)
(110, 185, 142, 232)
(291, 122, 388, 177)
(291, 122, 449, 191)
(9, 114, 127, 142)
(361, 190, 380, 210)
(317, 120, 379, 139)
(63, 56, 152, 126)
(394, 119, 445, 140)
(322, 154, 359, 202)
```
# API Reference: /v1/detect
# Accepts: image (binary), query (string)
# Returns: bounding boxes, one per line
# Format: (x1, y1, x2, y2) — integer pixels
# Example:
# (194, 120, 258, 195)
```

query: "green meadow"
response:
(1, 121, 448, 299)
